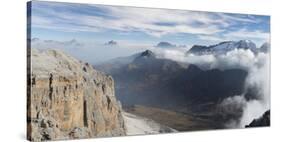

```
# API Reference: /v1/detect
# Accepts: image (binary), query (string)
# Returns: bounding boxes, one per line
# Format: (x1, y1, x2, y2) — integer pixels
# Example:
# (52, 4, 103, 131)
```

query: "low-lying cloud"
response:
(155, 48, 270, 128)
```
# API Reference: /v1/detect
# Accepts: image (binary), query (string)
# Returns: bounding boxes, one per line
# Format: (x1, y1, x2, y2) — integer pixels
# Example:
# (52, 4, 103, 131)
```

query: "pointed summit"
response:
(133, 50, 156, 62)
(140, 50, 156, 58)
(236, 40, 256, 50)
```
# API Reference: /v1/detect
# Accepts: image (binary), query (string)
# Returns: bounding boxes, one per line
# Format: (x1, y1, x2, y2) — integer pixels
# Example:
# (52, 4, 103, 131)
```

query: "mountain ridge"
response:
(187, 40, 268, 55)
(97, 49, 248, 111)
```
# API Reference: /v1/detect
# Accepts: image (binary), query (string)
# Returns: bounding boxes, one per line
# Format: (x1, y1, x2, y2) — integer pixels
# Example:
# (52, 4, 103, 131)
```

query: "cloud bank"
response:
(155, 48, 270, 128)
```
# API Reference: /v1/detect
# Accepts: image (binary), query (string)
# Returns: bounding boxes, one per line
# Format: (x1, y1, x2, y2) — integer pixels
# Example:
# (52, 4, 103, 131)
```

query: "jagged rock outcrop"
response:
(27, 48, 126, 141)
(245, 110, 270, 128)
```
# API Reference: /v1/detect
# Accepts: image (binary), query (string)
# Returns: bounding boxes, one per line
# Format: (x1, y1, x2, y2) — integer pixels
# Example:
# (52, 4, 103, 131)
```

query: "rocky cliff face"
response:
(27, 48, 126, 141)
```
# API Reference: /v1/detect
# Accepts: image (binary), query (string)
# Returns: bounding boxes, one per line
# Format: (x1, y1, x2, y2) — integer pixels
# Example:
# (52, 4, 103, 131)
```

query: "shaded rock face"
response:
(246, 110, 270, 128)
(27, 49, 126, 141)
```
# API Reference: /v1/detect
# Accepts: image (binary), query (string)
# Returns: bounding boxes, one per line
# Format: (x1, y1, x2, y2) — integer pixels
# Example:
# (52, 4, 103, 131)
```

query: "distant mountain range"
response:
(31, 38, 84, 47)
(187, 40, 269, 55)
(95, 39, 269, 129)
(97, 49, 248, 111)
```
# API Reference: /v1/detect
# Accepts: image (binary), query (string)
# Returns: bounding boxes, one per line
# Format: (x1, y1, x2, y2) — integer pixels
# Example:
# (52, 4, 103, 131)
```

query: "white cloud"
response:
(31, 2, 270, 47)
(217, 13, 259, 23)
(224, 29, 270, 40)
(196, 29, 269, 47)
(81, 6, 226, 36)
(31, 3, 263, 37)
(197, 35, 226, 42)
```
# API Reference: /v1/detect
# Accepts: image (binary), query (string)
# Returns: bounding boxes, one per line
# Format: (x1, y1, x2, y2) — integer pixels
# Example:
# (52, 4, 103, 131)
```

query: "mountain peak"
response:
(239, 39, 253, 43)
(155, 41, 175, 48)
(133, 50, 156, 62)
(69, 39, 77, 43)
(31, 37, 40, 42)
(236, 40, 256, 49)
(187, 40, 258, 55)
(261, 42, 270, 47)
(105, 40, 118, 46)
(260, 42, 270, 53)
(140, 50, 156, 58)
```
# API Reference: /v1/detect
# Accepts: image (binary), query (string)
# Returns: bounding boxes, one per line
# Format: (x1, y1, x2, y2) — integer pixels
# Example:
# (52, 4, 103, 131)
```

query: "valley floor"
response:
(123, 112, 177, 135)
(124, 105, 221, 132)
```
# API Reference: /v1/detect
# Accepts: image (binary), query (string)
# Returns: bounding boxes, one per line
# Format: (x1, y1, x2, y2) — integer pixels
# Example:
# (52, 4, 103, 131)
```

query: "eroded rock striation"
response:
(27, 48, 126, 141)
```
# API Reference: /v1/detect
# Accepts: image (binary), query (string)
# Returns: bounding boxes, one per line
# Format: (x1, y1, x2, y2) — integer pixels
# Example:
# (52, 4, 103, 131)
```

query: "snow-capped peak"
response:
(187, 40, 258, 55)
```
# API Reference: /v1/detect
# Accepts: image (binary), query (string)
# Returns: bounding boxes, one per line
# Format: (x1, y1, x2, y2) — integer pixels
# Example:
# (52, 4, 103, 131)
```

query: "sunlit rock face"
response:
(27, 48, 126, 141)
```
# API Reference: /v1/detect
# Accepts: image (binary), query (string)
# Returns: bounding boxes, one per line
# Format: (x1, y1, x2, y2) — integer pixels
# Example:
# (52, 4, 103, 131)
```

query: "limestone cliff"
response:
(27, 48, 126, 141)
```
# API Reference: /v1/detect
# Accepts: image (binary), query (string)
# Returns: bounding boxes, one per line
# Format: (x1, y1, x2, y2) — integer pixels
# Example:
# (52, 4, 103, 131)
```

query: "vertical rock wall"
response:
(27, 49, 125, 141)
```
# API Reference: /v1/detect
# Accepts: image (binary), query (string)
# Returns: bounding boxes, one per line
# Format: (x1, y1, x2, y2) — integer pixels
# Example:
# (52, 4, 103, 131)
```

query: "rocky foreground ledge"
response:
(27, 48, 126, 141)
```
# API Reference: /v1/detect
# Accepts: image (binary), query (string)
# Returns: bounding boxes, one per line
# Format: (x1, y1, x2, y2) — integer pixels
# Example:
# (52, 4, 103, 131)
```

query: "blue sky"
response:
(30, 1, 270, 48)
